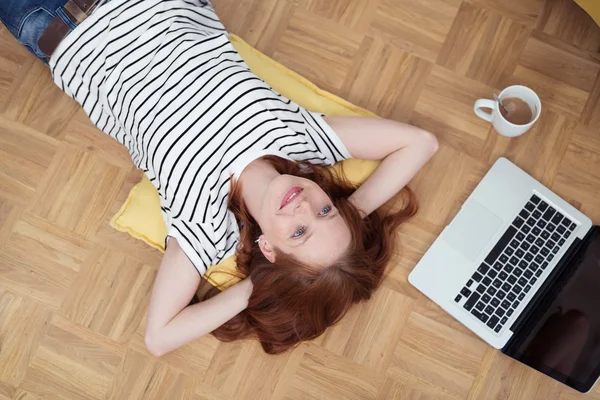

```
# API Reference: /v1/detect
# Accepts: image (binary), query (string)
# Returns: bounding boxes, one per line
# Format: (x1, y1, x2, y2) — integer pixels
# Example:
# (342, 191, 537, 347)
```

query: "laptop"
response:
(408, 157, 600, 393)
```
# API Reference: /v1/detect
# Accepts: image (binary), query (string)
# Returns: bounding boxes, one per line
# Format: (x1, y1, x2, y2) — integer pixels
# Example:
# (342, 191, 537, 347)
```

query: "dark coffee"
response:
(500, 97, 533, 125)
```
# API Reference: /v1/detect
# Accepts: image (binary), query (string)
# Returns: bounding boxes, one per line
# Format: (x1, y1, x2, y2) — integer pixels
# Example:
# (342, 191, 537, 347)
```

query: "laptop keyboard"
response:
(454, 194, 578, 334)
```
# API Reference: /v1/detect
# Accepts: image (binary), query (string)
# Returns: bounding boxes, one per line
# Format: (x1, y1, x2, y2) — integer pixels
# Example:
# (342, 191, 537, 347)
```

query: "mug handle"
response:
(474, 99, 496, 122)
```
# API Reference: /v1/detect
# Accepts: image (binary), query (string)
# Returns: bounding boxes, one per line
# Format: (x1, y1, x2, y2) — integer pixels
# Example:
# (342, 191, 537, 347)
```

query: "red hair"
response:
(199, 156, 418, 354)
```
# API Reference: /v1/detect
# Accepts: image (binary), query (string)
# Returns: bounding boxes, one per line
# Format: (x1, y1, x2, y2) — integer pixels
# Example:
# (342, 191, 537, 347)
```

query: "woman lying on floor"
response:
(0, 0, 438, 355)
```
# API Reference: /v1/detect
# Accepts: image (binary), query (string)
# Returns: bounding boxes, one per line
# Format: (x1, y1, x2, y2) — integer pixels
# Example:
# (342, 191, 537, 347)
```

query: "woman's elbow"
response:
(144, 329, 166, 357)
(422, 130, 439, 156)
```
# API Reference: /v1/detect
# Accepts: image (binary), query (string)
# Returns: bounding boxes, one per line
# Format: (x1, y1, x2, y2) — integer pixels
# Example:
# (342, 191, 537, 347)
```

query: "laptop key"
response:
(506, 247, 515, 256)
(547, 239, 556, 248)
(501, 317, 508, 325)
(524, 253, 534, 262)
(557, 225, 566, 234)
(511, 239, 520, 248)
(497, 290, 506, 299)
(482, 294, 491, 303)
(531, 195, 540, 205)
(540, 247, 550, 256)
(535, 269, 543, 277)
(530, 245, 539, 254)
(526, 234, 535, 243)
(551, 212, 562, 224)
(485, 305, 495, 315)
(553, 246, 560, 254)
(536, 220, 547, 229)
(483, 277, 492, 286)
(487, 287, 497, 296)
(485, 226, 518, 265)
(518, 277, 528, 287)
(501, 300, 511, 309)
(522, 225, 531, 234)
(461, 288, 472, 297)
(494, 325, 502, 333)
(518, 293, 525, 301)
(507, 308, 514, 317)
(547, 223, 556, 232)
(520, 210, 530, 219)
(532, 227, 542, 235)
(507, 292, 516, 301)
(569, 222, 577, 231)
(499, 254, 509, 264)
(538, 201, 548, 211)
(518, 260, 528, 269)
(513, 217, 524, 228)
(499, 271, 508, 280)
(502, 283, 511, 292)
(524, 285, 532, 293)
(477, 285, 486, 294)
(532, 210, 542, 219)
(466, 279, 474, 287)
(535, 255, 544, 264)
(520, 242, 530, 251)
(477, 264, 490, 274)
(508, 275, 517, 284)
(472, 272, 483, 282)
(541, 262, 548, 270)
(472, 309, 487, 323)
(487, 315, 500, 329)
(542, 207, 554, 221)
(524, 270, 533, 279)
(475, 302, 485, 311)
(492, 279, 502, 288)
(531, 262, 540, 271)
(493, 262, 503, 271)
(455, 295, 462, 302)
(548, 254, 554, 261)
(494, 307, 504, 317)
(526, 218, 536, 227)
(551, 232, 560, 242)
(541, 230, 550, 239)
(564, 231, 571, 238)
(504, 264, 514, 273)
(530, 277, 537, 284)
(516, 232, 525, 241)
(488, 269, 498, 279)
(535, 238, 544, 247)
(513, 268, 523, 277)
(512, 285, 522, 294)
(561, 218, 570, 227)
(491, 298, 500, 307)
(516, 249, 525, 258)
(464, 292, 481, 311)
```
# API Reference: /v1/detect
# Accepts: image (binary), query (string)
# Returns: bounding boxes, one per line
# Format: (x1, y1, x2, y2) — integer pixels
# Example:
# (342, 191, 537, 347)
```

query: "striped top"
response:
(49, 0, 352, 276)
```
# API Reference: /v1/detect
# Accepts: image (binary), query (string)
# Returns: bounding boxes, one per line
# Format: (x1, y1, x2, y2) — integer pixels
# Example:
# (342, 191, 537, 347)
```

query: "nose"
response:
(294, 198, 312, 215)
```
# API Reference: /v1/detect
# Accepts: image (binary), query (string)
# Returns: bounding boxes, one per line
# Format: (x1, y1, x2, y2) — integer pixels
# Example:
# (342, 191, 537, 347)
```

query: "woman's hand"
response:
(324, 116, 439, 216)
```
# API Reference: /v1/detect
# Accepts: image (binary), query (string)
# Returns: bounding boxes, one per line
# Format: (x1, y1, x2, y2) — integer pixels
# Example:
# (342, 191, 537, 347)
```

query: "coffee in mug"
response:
(474, 85, 541, 138)
(500, 97, 533, 125)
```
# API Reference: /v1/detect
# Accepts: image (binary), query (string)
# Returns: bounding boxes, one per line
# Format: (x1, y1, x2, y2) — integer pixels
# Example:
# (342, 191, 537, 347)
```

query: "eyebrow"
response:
(297, 210, 339, 246)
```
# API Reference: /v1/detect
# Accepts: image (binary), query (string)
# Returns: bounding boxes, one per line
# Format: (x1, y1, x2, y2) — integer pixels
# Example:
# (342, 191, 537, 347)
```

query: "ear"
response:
(258, 235, 276, 263)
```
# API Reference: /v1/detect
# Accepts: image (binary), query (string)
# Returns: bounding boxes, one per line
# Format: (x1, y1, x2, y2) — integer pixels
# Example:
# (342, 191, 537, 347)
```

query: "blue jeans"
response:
(0, 0, 94, 64)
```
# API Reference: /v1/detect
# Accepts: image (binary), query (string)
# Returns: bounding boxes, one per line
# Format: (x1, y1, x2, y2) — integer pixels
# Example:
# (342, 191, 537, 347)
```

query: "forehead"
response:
(293, 216, 351, 266)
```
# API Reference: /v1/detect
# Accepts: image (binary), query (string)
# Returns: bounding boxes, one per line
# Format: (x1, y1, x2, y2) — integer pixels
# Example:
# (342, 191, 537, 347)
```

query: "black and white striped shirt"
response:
(49, 0, 352, 276)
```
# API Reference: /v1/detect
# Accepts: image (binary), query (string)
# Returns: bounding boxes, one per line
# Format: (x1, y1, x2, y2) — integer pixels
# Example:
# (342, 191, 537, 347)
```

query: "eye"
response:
(319, 205, 332, 216)
(292, 226, 306, 238)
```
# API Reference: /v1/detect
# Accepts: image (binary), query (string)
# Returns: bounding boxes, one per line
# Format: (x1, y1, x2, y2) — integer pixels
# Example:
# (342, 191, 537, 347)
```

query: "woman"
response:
(1, 0, 438, 355)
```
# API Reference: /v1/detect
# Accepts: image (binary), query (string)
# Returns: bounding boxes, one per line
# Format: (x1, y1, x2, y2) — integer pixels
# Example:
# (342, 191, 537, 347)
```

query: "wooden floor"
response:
(1, 0, 599, 398)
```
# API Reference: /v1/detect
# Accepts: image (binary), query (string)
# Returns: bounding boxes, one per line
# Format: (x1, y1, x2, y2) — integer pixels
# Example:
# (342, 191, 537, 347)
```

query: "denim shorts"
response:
(0, 0, 112, 63)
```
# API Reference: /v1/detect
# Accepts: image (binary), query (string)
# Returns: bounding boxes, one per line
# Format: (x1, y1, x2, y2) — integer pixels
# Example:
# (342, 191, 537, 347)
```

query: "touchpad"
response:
(443, 201, 503, 261)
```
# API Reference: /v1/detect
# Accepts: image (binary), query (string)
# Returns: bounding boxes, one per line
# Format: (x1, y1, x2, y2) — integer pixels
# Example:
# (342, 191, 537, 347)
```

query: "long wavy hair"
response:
(199, 155, 418, 354)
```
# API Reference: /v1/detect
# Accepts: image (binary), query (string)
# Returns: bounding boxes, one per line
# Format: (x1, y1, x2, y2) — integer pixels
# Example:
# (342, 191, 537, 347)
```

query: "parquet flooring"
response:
(1, 0, 599, 398)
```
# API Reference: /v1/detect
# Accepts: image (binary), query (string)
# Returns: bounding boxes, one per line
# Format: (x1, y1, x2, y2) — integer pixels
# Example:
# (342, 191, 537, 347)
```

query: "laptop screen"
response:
(508, 226, 600, 393)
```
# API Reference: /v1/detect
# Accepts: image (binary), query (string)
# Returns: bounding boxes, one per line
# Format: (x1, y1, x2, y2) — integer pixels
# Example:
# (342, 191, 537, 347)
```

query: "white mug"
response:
(474, 85, 541, 137)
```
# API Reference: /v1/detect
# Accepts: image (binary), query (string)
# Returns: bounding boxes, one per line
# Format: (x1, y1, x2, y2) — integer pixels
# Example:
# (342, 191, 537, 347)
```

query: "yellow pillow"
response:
(110, 34, 379, 290)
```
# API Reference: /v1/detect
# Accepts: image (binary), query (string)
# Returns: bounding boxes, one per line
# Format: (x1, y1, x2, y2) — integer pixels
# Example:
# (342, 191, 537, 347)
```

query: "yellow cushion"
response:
(110, 34, 379, 290)
(574, 0, 600, 26)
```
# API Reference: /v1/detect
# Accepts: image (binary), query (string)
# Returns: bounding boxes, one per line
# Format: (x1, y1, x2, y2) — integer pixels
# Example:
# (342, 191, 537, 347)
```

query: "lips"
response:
(280, 187, 303, 209)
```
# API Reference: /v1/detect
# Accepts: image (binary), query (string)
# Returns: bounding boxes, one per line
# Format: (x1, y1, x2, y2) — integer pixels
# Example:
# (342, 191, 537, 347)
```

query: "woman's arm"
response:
(145, 237, 253, 357)
(324, 116, 439, 217)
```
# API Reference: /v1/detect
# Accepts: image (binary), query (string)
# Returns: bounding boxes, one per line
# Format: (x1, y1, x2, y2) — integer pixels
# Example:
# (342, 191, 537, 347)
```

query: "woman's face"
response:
(258, 174, 351, 267)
